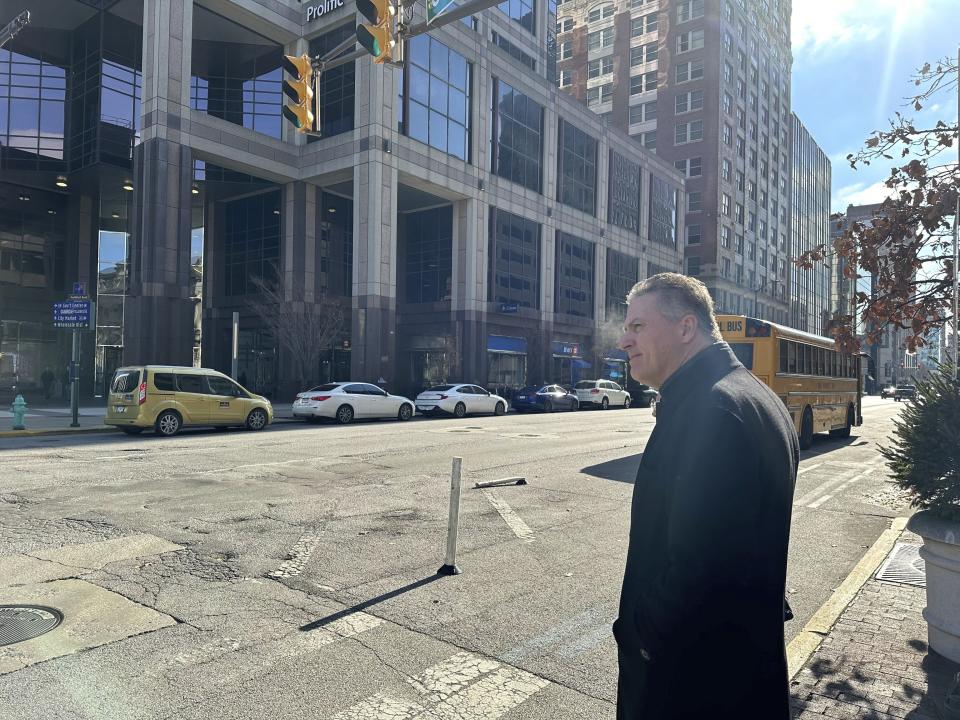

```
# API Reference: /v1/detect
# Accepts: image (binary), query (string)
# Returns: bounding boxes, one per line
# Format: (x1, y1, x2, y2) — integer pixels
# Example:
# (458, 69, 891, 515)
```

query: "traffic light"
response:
(356, 0, 399, 64)
(281, 54, 315, 133)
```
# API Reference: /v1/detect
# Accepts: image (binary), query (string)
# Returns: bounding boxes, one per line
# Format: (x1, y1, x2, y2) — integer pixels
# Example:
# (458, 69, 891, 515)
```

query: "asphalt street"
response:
(0, 395, 907, 719)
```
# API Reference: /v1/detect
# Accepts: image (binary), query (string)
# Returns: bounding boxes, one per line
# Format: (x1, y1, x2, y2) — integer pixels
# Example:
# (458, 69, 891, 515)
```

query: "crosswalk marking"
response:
(333, 651, 550, 720)
(407, 651, 500, 703)
(482, 490, 535, 543)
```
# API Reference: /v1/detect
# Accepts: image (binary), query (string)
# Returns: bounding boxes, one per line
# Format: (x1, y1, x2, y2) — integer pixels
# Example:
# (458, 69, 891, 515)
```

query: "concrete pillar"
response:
(453, 197, 487, 384)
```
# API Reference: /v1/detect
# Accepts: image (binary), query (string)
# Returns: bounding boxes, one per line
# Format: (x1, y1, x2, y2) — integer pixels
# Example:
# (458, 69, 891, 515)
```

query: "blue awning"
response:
(487, 335, 527, 354)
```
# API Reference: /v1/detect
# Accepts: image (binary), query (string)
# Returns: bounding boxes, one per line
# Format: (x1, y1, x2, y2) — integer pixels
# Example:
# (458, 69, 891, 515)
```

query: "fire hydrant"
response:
(10, 394, 27, 430)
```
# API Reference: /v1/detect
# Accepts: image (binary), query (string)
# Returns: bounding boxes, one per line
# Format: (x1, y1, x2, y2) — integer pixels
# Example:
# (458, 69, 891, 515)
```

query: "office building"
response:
(0, 0, 683, 402)
(556, 0, 793, 323)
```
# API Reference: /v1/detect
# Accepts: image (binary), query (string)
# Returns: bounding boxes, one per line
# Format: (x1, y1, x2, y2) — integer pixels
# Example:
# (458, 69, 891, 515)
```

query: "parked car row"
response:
(294, 379, 656, 424)
(104, 366, 656, 436)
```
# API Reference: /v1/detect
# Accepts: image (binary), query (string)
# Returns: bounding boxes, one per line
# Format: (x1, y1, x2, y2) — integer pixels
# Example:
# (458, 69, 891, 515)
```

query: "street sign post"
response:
(54, 288, 91, 427)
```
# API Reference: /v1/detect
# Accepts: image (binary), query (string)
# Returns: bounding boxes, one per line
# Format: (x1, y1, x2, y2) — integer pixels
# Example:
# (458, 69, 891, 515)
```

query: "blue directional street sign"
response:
(53, 300, 91, 329)
(499, 303, 519, 314)
(72, 282, 86, 296)
(427, 0, 456, 23)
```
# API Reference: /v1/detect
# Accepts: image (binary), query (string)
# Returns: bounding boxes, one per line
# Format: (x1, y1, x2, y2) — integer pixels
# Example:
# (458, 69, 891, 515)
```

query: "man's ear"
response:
(680, 314, 698, 342)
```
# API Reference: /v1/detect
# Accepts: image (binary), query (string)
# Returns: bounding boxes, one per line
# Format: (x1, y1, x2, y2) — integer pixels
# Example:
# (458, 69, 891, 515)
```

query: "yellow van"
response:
(105, 366, 273, 436)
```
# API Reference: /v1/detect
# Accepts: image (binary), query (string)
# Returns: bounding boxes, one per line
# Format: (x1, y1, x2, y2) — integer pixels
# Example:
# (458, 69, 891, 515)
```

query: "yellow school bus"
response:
(716, 315, 863, 450)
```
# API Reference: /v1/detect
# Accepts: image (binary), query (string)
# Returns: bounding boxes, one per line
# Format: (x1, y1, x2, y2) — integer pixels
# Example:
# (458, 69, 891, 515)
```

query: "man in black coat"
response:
(614, 273, 799, 719)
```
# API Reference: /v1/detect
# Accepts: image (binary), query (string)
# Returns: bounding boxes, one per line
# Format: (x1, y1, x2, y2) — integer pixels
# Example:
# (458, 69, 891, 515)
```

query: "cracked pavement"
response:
(0, 398, 908, 718)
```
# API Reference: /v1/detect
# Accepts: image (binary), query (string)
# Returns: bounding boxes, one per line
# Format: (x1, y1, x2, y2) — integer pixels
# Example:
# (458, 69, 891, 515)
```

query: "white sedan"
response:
(293, 382, 415, 424)
(414, 384, 508, 418)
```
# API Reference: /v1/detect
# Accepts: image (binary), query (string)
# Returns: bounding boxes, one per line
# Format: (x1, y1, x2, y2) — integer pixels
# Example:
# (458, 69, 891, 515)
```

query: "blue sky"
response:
(790, 0, 959, 214)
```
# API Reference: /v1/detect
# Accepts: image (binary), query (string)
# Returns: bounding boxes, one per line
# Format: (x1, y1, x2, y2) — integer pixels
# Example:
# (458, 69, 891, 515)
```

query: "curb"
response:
(786, 516, 909, 679)
(0, 417, 303, 439)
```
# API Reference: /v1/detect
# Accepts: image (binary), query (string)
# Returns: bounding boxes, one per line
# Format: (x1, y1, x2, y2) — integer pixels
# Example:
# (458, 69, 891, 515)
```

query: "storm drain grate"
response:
(0, 605, 63, 647)
(875, 542, 926, 588)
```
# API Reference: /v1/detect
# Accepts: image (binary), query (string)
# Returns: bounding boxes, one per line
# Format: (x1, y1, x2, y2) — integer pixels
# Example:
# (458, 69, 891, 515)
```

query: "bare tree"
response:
(796, 56, 959, 353)
(247, 277, 344, 391)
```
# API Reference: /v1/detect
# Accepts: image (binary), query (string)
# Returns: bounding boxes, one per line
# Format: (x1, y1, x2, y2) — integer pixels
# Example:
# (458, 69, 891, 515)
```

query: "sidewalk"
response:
(0, 404, 298, 437)
(791, 529, 960, 719)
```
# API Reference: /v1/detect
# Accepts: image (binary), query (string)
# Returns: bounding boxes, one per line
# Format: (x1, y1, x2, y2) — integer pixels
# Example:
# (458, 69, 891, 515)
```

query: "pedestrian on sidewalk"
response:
(613, 273, 798, 719)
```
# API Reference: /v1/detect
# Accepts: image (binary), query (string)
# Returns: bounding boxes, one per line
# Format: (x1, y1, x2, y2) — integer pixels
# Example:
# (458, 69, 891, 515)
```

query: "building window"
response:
(560, 40, 573, 59)
(723, 92, 733, 115)
(1, 48, 69, 166)
(558, 17, 574, 32)
(588, 57, 614, 78)
(736, 170, 745, 191)
(686, 256, 701, 276)
(723, 61, 733, 84)
(687, 192, 702, 213)
(675, 59, 704, 83)
(499, 0, 536, 35)
(405, 206, 453, 303)
(559, 69, 572, 87)
(608, 151, 641, 232)
(492, 32, 537, 71)
(191, 7, 283, 140)
(588, 27, 614, 50)
(488, 208, 540, 308)
(629, 42, 658, 67)
(677, 29, 705, 54)
(401, 35, 472, 162)
(555, 232, 595, 318)
(224, 190, 281, 296)
(557, 120, 598, 215)
(721, 226, 732, 248)
(723, 257, 731, 278)
(722, 124, 733, 145)
(631, 13, 657, 37)
(675, 90, 704, 114)
(643, 131, 657, 150)
(677, 0, 705, 22)
(721, 158, 732, 181)
(587, 4, 614, 22)
(736, 234, 744, 254)
(686, 224, 702, 245)
(629, 100, 657, 124)
(649, 175, 679, 247)
(606, 248, 638, 315)
(675, 120, 703, 144)
(587, 83, 613, 106)
(721, 193, 731, 216)
(491, 78, 544, 193)
(308, 23, 356, 138)
(735, 203, 744, 224)
(674, 156, 702, 177)
(630, 71, 657, 95)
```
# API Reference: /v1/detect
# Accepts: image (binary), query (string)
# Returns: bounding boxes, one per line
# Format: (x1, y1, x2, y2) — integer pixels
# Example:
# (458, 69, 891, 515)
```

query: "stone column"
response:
(124, 0, 195, 365)
(453, 197, 488, 384)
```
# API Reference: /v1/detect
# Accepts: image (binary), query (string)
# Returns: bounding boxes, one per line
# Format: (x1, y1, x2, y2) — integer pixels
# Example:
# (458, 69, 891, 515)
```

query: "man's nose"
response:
(618, 333, 630, 351)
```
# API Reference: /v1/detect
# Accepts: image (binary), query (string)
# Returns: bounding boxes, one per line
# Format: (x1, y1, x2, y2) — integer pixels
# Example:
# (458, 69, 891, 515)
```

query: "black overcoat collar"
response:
(656, 342, 741, 414)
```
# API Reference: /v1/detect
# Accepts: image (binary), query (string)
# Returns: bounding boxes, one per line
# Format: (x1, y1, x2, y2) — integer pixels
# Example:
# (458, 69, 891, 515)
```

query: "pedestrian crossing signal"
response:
(281, 54, 315, 133)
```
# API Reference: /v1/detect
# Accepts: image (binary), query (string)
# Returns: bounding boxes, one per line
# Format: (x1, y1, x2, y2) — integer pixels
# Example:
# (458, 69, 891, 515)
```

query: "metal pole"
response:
(231, 311, 239, 380)
(953, 45, 959, 380)
(70, 329, 80, 428)
(438, 456, 463, 576)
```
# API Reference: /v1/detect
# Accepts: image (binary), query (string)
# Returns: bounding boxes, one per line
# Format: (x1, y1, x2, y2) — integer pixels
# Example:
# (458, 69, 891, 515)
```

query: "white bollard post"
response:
(438, 457, 463, 576)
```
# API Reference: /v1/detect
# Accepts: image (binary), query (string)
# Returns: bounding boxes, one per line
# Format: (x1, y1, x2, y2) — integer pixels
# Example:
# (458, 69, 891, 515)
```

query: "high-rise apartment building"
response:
(790, 113, 832, 335)
(556, 0, 794, 323)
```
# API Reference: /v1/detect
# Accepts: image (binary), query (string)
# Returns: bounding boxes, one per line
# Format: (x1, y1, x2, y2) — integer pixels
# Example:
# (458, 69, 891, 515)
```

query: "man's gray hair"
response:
(626, 273, 723, 342)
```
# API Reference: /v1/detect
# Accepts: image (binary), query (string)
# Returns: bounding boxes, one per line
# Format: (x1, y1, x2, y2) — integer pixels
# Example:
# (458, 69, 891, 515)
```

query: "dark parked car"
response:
(629, 383, 659, 408)
(511, 384, 579, 412)
(894, 384, 916, 401)
(880, 385, 896, 399)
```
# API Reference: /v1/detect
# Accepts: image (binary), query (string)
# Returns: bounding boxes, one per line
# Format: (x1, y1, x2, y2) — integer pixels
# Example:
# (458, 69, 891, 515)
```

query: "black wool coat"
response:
(613, 342, 799, 720)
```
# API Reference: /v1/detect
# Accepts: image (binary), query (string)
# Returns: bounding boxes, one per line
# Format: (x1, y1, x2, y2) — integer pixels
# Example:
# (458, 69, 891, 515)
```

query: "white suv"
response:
(574, 379, 631, 409)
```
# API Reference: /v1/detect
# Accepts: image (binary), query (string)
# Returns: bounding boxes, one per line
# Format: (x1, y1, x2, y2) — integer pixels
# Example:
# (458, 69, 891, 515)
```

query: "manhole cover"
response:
(875, 543, 926, 588)
(0, 605, 63, 647)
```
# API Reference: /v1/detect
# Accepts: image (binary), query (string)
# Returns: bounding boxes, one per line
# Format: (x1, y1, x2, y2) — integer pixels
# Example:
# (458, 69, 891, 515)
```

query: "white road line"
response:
(794, 457, 884, 507)
(796, 462, 823, 476)
(807, 494, 833, 509)
(331, 693, 422, 720)
(196, 457, 338, 474)
(269, 534, 321, 578)
(482, 490, 534, 543)
(556, 622, 613, 658)
(414, 666, 549, 720)
(501, 605, 609, 663)
(407, 651, 500, 704)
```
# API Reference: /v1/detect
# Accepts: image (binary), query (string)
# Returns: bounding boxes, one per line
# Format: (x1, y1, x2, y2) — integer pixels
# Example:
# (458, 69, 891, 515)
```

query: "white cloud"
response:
(832, 180, 897, 213)
(791, 0, 901, 57)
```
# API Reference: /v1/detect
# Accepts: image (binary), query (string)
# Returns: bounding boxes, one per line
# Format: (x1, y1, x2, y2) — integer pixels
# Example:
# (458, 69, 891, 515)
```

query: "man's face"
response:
(618, 293, 685, 389)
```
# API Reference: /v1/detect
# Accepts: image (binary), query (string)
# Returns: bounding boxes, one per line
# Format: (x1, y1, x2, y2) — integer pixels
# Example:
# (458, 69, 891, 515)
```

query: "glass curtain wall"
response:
(488, 208, 541, 309)
(191, 6, 283, 140)
(490, 79, 543, 193)
(555, 231, 595, 318)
